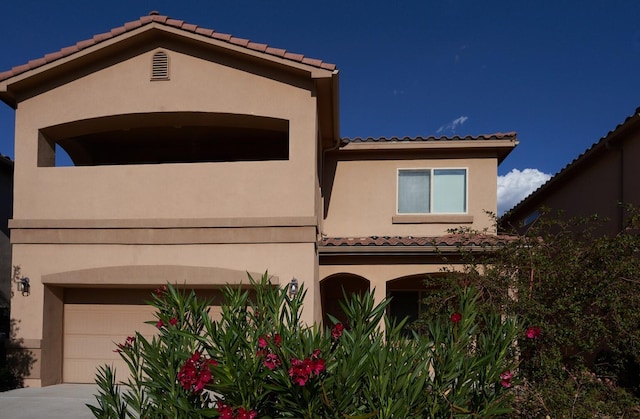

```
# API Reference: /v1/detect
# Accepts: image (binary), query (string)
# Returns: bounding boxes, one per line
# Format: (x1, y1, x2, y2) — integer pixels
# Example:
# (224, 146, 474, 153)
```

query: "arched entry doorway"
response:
(386, 274, 438, 327)
(320, 273, 370, 327)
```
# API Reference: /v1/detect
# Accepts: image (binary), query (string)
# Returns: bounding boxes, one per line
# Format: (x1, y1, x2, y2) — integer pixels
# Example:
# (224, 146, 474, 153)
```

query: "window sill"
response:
(392, 214, 474, 224)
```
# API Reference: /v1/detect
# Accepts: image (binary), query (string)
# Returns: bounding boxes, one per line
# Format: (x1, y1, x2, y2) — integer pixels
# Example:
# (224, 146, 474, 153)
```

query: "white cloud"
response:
(437, 115, 469, 134)
(497, 168, 552, 215)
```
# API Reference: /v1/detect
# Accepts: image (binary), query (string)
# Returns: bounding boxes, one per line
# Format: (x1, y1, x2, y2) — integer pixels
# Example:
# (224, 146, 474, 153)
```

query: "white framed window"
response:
(397, 168, 467, 214)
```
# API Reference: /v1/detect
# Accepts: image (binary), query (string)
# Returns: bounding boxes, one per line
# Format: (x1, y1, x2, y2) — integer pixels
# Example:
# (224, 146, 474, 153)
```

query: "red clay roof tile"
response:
(0, 12, 337, 83)
(229, 37, 250, 47)
(321, 234, 515, 248)
(247, 42, 268, 52)
(195, 27, 214, 36)
(341, 132, 517, 144)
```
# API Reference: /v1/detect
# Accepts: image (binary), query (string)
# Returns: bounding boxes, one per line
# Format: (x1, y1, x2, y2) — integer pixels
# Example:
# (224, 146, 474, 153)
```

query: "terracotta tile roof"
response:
(0, 11, 336, 83)
(321, 234, 514, 248)
(503, 107, 640, 216)
(341, 132, 517, 145)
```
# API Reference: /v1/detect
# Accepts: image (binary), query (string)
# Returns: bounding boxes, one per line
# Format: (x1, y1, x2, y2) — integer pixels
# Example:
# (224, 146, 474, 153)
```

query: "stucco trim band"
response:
(11, 226, 318, 245)
(42, 265, 276, 286)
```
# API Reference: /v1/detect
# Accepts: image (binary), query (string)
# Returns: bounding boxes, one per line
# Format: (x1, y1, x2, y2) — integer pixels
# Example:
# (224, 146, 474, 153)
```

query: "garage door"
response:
(63, 303, 157, 383)
(63, 288, 223, 383)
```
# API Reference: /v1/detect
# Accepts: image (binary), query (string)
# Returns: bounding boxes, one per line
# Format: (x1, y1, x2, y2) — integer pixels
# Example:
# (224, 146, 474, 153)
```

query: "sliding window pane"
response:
(433, 169, 466, 213)
(398, 170, 430, 213)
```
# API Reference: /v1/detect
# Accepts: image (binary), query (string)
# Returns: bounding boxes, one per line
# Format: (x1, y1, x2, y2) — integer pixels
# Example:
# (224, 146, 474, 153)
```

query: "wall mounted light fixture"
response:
(12, 266, 30, 296)
(17, 277, 30, 296)
(288, 278, 299, 296)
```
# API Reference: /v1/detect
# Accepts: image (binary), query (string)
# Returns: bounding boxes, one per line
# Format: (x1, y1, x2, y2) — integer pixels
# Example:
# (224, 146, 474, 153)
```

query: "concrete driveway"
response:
(0, 384, 98, 418)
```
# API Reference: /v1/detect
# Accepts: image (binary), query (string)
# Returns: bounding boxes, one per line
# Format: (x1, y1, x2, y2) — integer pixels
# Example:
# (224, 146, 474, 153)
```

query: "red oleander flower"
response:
(500, 370, 513, 388)
(169, 317, 178, 326)
(263, 353, 281, 370)
(114, 336, 135, 352)
(450, 312, 462, 324)
(258, 336, 268, 349)
(177, 351, 217, 393)
(217, 401, 234, 419)
(526, 326, 542, 339)
(258, 333, 282, 349)
(236, 407, 258, 419)
(156, 319, 164, 328)
(217, 402, 257, 419)
(331, 323, 344, 339)
(288, 354, 325, 386)
(312, 348, 321, 359)
(311, 358, 325, 375)
(153, 285, 168, 297)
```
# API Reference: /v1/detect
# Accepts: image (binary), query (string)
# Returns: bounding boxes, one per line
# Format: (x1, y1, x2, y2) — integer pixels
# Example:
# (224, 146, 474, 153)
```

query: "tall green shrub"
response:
(419, 207, 640, 417)
(89, 273, 518, 418)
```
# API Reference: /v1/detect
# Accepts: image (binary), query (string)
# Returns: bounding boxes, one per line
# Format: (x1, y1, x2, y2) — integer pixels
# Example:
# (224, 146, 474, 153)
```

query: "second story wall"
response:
(11, 35, 324, 221)
(323, 147, 501, 237)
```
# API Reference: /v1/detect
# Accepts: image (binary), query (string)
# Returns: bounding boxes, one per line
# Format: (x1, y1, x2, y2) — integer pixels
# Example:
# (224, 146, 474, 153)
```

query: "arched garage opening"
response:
(320, 273, 370, 328)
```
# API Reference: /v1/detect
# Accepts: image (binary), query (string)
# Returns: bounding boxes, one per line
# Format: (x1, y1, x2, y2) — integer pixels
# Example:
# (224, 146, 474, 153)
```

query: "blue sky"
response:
(1, 1, 639, 213)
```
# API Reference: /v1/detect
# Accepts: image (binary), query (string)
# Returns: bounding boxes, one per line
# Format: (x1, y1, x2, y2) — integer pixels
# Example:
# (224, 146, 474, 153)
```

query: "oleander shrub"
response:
(89, 273, 519, 418)
(415, 207, 640, 417)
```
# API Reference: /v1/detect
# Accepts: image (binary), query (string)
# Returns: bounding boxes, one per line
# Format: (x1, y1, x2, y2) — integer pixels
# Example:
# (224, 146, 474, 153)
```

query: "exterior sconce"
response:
(288, 278, 299, 296)
(17, 277, 30, 296)
(12, 266, 30, 296)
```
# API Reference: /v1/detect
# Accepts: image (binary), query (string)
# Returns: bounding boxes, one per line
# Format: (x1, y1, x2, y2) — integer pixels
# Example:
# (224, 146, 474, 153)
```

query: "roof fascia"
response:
(338, 139, 518, 162)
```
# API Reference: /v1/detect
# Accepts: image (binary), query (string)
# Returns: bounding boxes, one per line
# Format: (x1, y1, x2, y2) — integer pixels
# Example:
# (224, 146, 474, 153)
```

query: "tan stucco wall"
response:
(11, 240, 318, 385)
(323, 155, 498, 237)
(13, 45, 319, 220)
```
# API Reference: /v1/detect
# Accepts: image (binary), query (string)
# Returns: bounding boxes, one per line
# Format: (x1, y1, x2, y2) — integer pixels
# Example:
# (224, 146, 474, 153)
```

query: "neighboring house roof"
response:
(0, 11, 335, 84)
(320, 234, 515, 255)
(504, 107, 640, 216)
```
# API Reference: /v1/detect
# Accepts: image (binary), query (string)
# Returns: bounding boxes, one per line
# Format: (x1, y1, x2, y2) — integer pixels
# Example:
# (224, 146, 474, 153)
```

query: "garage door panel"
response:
(64, 359, 131, 383)
(63, 291, 223, 383)
(64, 305, 157, 335)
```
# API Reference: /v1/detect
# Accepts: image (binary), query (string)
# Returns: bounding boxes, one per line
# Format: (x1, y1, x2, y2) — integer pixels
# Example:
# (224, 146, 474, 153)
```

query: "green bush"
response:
(89, 273, 518, 418)
(419, 207, 640, 416)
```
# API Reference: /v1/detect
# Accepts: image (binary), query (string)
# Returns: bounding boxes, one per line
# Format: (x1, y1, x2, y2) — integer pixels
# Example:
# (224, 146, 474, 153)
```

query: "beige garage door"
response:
(63, 288, 224, 383)
(63, 303, 157, 383)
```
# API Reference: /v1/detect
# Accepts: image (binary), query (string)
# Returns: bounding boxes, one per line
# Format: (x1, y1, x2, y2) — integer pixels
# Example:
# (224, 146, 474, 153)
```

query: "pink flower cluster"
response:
(256, 333, 282, 370)
(331, 323, 344, 340)
(153, 285, 168, 298)
(217, 401, 257, 419)
(500, 370, 513, 388)
(526, 326, 542, 339)
(156, 317, 178, 329)
(114, 336, 135, 353)
(288, 349, 326, 386)
(177, 351, 218, 393)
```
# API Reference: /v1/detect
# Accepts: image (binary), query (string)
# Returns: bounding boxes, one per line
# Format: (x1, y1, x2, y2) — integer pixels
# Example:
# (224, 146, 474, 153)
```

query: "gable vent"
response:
(151, 51, 169, 80)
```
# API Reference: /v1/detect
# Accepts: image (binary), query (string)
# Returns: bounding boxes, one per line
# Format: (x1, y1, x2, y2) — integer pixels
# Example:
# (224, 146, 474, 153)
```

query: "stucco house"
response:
(502, 107, 640, 235)
(0, 13, 517, 386)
